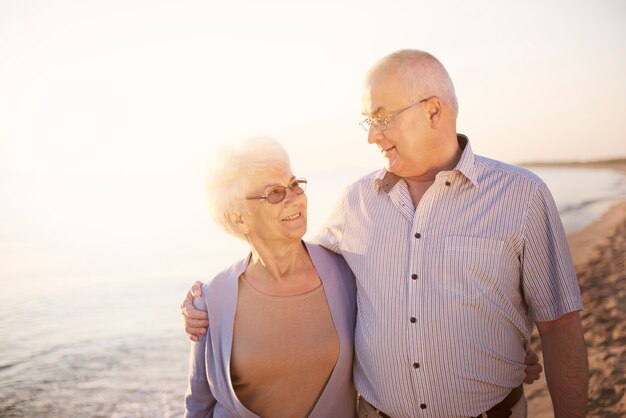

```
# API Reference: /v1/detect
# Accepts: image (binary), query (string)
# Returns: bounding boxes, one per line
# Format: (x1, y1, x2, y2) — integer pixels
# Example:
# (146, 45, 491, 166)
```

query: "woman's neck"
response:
(244, 239, 320, 296)
(247, 238, 307, 279)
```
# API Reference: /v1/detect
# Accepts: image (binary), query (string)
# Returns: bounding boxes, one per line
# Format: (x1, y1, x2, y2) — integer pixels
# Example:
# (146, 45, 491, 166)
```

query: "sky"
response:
(1, 0, 625, 285)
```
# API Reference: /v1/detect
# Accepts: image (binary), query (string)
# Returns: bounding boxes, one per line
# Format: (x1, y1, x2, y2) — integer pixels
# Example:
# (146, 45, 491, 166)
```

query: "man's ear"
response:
(426, 97, 443, 128)
(228, 212, 250, 235)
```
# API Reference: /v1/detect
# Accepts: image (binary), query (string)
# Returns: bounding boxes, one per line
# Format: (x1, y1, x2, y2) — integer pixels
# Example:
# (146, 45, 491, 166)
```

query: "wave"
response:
(558, 195, 622, 215)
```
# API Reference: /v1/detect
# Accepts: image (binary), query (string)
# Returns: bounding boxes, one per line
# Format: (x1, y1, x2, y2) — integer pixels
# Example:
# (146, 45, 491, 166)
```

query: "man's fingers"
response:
(185, 290, 194, 304)
(185, 325, 208, 336)
(524, 370, 540, 383)
(186, 317, 209, 328)
(192, 280, 203, 297)
(523, 375, 539, 384)
(523, 361, 543, 385)
(180, 298, 209, 320)
(183, 307, 209, 321)
(522, 348, 542, 385)
(183, 280, 203, 307)
(525, 363, 543, 375)
(181, 281, 208, 341)
(524, 349, 539, 364)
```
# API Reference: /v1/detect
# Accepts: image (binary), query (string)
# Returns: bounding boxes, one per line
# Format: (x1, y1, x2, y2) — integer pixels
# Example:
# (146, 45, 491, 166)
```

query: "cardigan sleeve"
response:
(184, 297, 216, 417)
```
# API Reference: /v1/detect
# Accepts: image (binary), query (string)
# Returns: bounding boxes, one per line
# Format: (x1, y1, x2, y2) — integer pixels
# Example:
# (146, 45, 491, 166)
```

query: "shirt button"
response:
(412, 362, 420, 369)
(411, 273, 418, 280)
(420, 403, 427, 409)
(410, 317, 416, 323)
(445, 181, 451, 186)
(414, 232, 421, 239)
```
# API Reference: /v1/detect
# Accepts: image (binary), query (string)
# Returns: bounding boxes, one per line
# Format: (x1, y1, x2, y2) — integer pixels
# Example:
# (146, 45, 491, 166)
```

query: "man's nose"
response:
(367, 125, 383, 144)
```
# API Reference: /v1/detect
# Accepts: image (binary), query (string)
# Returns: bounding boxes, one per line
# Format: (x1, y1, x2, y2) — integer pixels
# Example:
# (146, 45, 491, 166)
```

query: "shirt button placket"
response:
(412, 194, 431, 413)
(411, 222, 423, 404)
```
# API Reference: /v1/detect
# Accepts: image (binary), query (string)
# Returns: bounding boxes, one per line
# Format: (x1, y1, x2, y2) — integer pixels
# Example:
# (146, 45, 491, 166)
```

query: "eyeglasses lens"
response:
(266, 180, 306, 204)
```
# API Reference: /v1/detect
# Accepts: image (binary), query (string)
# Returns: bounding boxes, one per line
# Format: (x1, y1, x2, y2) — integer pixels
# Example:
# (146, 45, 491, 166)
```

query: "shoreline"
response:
(520, 159, 626, 173)
(526, 198, 626, 417)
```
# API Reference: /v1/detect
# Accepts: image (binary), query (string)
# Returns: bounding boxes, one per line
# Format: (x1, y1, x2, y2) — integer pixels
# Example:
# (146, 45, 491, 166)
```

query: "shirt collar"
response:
(373, 133, 479, 193)
(454, 133, 478, 187)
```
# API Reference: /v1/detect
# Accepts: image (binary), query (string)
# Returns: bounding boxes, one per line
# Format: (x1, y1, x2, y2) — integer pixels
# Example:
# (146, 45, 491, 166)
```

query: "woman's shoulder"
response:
(305, 242, 347, 266)
(204, 255, 249, 289)
(305, 242, 355, 286)
(193, 255, 249, 312)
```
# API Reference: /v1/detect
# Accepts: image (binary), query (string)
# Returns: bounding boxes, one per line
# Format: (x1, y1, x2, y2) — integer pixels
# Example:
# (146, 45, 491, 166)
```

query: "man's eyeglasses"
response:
(246, 178, 307, 204)
(359, 97, 432, 132)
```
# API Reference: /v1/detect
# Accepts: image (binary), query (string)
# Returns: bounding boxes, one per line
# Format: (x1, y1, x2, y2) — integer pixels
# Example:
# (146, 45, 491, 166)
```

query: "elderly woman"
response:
(184, 136, 357, 417)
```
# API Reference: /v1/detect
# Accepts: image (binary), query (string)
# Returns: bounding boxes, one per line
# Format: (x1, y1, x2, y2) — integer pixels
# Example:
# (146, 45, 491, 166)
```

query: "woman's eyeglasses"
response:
(246, 178, 307, 204)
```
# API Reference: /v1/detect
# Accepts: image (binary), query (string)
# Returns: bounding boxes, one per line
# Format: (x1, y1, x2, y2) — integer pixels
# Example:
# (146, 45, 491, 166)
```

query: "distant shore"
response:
(519, 157, 626, 173)
(526, 180, 626, 417)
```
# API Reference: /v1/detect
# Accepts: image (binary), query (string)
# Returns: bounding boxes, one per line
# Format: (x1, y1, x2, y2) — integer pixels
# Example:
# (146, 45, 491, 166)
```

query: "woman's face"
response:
(241, 166, 308, 245)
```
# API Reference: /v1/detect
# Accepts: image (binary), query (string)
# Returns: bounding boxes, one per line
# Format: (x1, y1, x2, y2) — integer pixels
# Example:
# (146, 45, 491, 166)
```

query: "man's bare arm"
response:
(536, 311, 588, 418)
(181, 281, 208, 342)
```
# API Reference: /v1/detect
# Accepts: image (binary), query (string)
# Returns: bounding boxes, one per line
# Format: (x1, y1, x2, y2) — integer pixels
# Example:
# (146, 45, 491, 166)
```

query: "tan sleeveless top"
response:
(230, 275, 340, 418)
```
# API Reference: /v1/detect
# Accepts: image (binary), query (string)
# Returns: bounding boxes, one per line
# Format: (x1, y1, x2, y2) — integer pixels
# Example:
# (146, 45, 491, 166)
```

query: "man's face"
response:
(361, 69, 435, 179)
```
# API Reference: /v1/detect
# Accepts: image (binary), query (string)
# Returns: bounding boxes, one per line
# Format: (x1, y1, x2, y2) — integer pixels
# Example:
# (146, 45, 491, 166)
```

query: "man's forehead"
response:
(361, 86, 377, 115)
(361, 75, 407, 115)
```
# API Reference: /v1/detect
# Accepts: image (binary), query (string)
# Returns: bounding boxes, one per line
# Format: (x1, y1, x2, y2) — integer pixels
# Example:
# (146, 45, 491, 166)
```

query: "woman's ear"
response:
(228, 211, 250, 235)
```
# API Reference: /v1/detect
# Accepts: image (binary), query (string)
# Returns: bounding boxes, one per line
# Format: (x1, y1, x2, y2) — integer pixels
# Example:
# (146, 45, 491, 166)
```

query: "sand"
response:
(526, 198, 626, 417)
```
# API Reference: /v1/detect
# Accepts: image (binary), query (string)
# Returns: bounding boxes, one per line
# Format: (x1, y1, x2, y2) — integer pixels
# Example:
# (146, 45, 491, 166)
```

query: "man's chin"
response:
(384, 159, 402, 175)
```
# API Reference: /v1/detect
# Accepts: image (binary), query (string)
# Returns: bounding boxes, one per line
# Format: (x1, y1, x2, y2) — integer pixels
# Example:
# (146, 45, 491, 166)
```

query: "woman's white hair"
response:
(206, 136, 291, 239)
(368, 49, 459, 118)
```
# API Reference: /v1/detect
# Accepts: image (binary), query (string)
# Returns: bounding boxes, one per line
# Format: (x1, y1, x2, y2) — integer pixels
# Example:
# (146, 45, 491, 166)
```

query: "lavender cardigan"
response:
(185, 242, 357, 417)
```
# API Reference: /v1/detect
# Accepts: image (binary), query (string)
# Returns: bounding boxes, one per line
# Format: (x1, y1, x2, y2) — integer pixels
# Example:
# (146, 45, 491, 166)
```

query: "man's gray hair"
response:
(369, 49, 459, 118)
(206, 136, 291, 240)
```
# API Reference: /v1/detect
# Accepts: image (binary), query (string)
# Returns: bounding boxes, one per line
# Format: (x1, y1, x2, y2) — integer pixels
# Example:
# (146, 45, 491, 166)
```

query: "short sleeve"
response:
(521, 182, 583, 322)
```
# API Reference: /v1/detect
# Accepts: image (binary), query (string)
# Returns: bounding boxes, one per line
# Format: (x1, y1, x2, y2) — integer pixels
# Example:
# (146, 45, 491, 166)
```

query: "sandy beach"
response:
(526, 196, 626, 417)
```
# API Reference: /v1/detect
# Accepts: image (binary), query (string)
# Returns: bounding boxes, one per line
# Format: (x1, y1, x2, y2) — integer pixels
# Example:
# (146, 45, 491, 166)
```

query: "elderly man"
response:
(184, 49, 587, 418)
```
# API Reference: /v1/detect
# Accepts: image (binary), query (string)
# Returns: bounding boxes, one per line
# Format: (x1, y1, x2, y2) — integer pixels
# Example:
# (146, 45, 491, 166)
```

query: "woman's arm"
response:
(184, 300, 216, 417)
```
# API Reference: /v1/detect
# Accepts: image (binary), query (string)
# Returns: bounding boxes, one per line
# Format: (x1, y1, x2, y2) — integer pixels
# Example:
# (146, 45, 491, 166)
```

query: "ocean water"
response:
(0, 166, 625, 417)
(531, 167, 626, 232)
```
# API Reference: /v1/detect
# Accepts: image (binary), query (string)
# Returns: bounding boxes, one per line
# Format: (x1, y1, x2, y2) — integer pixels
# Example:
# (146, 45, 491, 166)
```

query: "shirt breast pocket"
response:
(442, 236, 504, 298)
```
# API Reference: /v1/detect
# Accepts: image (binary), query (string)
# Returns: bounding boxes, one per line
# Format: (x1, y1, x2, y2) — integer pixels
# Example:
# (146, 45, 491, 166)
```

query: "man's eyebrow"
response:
(362, 105, 383, 116)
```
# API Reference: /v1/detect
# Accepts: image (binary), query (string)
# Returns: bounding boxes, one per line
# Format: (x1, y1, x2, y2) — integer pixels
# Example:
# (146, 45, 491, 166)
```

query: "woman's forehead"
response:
(248, 166, 294, 189)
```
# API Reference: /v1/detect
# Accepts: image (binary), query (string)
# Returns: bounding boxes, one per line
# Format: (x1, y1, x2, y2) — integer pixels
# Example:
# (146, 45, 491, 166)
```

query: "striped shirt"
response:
(313, 134, 583, 417)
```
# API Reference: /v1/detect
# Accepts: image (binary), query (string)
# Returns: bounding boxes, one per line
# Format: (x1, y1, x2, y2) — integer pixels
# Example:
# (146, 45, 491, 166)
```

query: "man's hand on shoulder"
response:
(180, 281, 209, 342)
